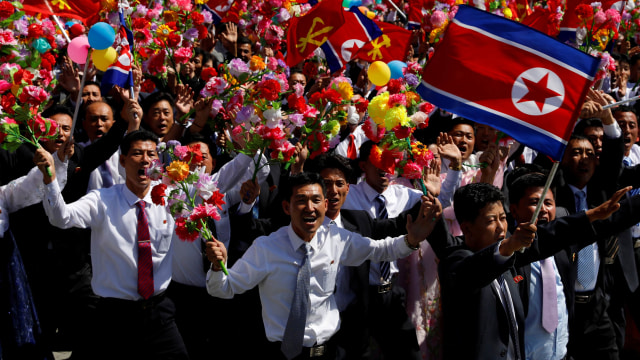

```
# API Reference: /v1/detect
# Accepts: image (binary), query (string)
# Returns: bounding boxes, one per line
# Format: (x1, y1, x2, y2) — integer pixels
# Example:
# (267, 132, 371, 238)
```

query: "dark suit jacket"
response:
(439, 211, 600, 360)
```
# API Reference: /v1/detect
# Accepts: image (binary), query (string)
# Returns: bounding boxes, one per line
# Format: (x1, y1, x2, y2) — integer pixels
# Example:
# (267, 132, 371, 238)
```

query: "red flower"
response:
(166, 21, 178, 31)
(369, 144, 401, 174)
(201, 67, 217, 82)
(354, 98, 369, 113)
(308, 132, 330, 159)
(205, 190, 226, 210)
(132, 18, 149, 30)
(308, 91, 323, 106)
(322, 88, 343, 104)
(189, 12, 205, 26)
(256, 124, 286, 140)
(151, 184, 167, 206)
(392, 125, 413, 139)
(196, 25, 208, 40)
(13, 69, 34, 85)
(27, 24, 43, 39)
(257, 79, 281, 101)
(140, 78, 156, 93)
(402, 161, 422, 180)
(19, 85, 48, 105)
(166, 34, 182, 48)
(575, 4, 593, 19)
(186, 143, 204, 164)
(303, 61, 317, 79)
(386, 79, 402, 94)
(40, 52, 56, 71)
(287, 93, 307, 113)
(1, 93, 15, 114)
(362, 118, 385, 143)
(190, 203, 220, 222)
(0, 1, 14, 19)
(175, 217, 201, 242)
(28, 115, 58, 139)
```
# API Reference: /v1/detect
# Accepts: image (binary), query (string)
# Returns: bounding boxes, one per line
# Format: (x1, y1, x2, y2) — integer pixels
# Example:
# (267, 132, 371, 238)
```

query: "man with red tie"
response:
(41, 130, 188, 360)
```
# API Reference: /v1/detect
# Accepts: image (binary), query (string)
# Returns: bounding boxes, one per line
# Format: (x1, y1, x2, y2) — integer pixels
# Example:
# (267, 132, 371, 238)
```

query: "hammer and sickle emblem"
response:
(367, 35, 391, 61)
(297, 17, 334, 53)
(51, 0, 71, 10)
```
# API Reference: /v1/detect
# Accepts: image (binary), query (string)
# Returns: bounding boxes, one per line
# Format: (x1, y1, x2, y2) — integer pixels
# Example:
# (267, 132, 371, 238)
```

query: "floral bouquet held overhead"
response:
(148, 140, 228, 275)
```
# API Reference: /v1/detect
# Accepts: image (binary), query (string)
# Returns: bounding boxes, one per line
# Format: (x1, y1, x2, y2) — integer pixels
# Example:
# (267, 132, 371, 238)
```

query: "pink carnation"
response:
(173, 47, 192, 64)
(594, 10, 606, 25)
(430, 10, 447, 27)
(402, 161, 423, 180)
(190, 203, 220, 222)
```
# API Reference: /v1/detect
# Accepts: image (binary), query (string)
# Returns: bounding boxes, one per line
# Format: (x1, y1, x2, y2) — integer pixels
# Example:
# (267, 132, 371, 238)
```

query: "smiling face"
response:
(283, 183, 328, 242)
(460, 201, 507, 252)
(143, 99, 174, 138)
(509, 186, 556, 225)
(42, 113, 72, 153)
(614, 111, 638, 157)
(449, 123, 475, 161)
(120, 140, 158, 198)
(320, 168, 349, 220)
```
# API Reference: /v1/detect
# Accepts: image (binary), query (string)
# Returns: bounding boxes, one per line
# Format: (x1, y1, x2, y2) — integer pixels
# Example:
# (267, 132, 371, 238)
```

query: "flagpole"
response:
(51, 15, 72, 44)
(385, 0, 407, 21)
(519, 161, 560, 253)
(70, 54, 91, 143)
(602, 95, 640, 109)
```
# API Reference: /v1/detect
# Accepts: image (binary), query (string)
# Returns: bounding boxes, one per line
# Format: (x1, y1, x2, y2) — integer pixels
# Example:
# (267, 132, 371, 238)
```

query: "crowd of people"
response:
(3, 0, 640, 360)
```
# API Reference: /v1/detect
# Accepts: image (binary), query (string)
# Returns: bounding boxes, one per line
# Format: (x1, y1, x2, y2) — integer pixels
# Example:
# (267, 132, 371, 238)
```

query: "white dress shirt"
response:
(0, 156, 68, 236)
(87, 150, 125, 191)
(568, 184, 600, 292)
(43, 181, 174, 300)
(206, 224, 414, 346)
(171, 153, 270, 287)
(342, 181, 422, 285)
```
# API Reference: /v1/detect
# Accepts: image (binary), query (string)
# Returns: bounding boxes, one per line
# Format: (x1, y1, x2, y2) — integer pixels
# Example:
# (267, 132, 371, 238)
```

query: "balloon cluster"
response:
(368, 60, 407, 87)
(67, 22, 117, 71)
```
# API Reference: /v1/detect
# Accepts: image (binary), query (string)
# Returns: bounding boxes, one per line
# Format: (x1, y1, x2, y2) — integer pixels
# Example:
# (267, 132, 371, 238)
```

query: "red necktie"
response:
(136, 201, 154, 299)
(347, 133, 357, 160)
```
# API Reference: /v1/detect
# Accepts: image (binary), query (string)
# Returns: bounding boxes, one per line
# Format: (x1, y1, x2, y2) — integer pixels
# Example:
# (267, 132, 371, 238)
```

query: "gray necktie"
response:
(375, 195, 390, 281)
(575, 190, 597, 290)
(281, 243, 311, 359)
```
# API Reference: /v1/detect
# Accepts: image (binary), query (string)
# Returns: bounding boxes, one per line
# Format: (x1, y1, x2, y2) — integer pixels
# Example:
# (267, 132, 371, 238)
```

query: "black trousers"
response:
(365, 282, 421, 360)
(568, 287, 618, 360)
(92, 293, 189, 360)
(267, 337, 338, 360)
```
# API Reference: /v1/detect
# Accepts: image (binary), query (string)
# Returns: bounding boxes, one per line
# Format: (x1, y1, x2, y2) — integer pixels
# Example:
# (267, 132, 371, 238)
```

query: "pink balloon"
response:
(68, 36, 90, 64)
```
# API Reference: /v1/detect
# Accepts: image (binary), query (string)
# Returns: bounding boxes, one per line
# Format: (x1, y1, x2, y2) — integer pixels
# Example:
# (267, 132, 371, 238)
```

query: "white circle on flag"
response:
(119, 54, 131, 67)
(341, 39, 365, 62)
(511, 67, 565, 116)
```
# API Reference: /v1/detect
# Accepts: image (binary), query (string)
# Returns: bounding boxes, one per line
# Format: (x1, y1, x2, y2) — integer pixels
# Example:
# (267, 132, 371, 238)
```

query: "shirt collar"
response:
(323, 213, 343, 228)
(287, 224, 319, 252)
(122, 183, 154, 207)
(361, 180, 384, 202)
(568, 184, 587, 196)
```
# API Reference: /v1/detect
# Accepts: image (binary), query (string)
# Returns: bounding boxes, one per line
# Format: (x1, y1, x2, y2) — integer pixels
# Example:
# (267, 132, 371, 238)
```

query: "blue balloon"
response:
(88, 22, 115, 50)
(388, 60, 407, 79)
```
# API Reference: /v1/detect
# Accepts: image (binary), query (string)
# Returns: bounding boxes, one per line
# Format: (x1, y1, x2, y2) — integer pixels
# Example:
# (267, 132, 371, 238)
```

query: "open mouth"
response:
(328, 198, 339, 205)
(624, 136, 632, 145)
(95, 130, 104, 138)
(303, 216, 317, 224)
(157, 124, 168, 132)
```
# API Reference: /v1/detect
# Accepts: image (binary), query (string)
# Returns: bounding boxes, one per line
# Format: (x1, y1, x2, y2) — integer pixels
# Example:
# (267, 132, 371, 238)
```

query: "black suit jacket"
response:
(439, 210, 601, 360)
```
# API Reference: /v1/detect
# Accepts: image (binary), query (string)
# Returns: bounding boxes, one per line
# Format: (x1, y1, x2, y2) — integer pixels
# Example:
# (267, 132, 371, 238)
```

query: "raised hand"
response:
(174, 84, 194, 118)
(436, 132, 462, 170)
(586, 186, 631, 222)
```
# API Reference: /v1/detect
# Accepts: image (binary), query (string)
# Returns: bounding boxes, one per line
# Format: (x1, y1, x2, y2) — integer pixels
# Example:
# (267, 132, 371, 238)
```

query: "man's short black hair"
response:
(142, 91, 175, 116)
(182, 132, 217, 158)
(42, 104, 73, 119)
(120, 129, 158, 155)
(445, 117, 475, 133)
(282, 172, 327, 203)
(612, 105, 637, 118)
(238, 36, 253, 47)
(573, 117, 603, 136)
(508, 172, 552, 206)
(358, 140, 376, 162)
(453, 183, 505, 224)
(306, 154, 353, 180)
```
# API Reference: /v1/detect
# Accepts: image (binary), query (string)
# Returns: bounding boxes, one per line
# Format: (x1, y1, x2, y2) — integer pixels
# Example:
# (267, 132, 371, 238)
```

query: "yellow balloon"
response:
(92, 47, 117, 72)
(368, 61, 390, 87)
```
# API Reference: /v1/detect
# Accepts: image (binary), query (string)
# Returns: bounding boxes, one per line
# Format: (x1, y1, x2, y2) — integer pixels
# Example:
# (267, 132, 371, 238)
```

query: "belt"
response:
(370, 274, 397, 294)
(575, 290, 595, 304)
(634, 239, 640, 249)
(306, 343, 327, 358)
(272, 339, 335, 359)
(100, 291, 167, 311)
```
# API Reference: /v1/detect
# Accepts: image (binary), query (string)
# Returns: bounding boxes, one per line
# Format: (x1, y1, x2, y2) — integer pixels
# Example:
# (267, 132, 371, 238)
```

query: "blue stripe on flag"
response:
(349, 6, 383, 40)
(416, 81, 567, 161)
(454, 6, 598, 78)
(321, 41, 343, 73)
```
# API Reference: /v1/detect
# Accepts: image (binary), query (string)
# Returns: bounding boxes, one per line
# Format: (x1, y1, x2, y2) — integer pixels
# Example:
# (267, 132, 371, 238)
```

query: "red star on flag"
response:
(517, 73, 562, 112)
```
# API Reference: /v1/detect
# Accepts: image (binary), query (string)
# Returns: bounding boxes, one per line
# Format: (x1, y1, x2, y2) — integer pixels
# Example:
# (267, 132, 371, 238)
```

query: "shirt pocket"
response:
(153, 225, 174, 254)
(320, 261, 338, 293)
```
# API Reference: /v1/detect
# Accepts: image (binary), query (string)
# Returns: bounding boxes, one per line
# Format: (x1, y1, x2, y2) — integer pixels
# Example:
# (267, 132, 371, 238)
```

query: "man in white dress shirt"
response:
(42, 130, 188, 360)
(205, 172, 439, 360)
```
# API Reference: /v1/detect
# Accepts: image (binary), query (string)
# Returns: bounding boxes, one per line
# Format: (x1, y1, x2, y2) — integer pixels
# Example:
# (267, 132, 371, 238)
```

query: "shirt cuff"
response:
(237, 200, 255, 215)
(493, 240, 513, 265)
(603, 122, 622, 139)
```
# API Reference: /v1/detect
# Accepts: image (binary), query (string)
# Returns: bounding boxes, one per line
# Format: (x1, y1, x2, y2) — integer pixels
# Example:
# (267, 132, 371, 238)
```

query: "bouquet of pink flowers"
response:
(148, 140, 228, 274)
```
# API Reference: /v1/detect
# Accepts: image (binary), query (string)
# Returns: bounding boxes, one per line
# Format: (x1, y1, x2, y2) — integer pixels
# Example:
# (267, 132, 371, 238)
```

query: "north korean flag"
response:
(22, 0, 100, 25)
(321, 7, 382, 73)
(417, 5, 599, 161)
